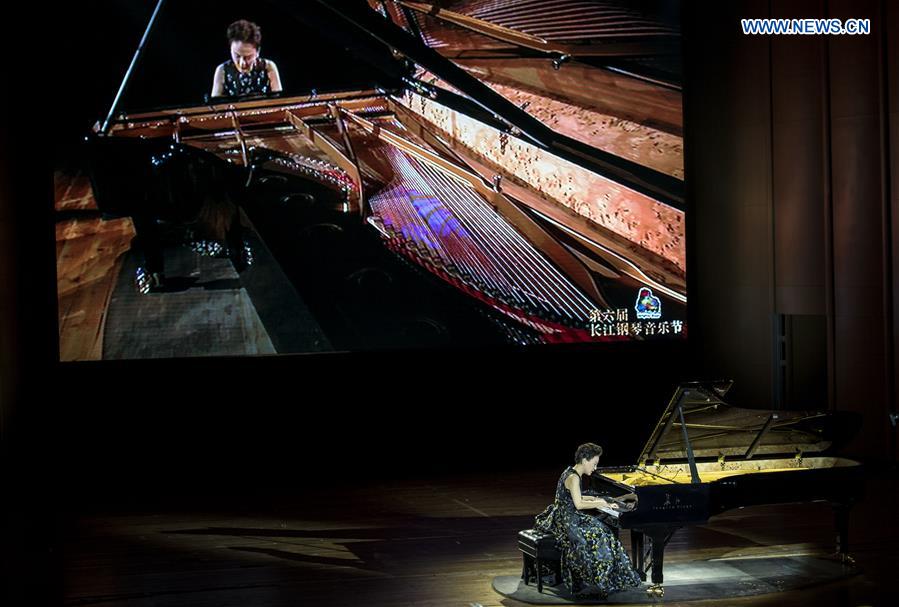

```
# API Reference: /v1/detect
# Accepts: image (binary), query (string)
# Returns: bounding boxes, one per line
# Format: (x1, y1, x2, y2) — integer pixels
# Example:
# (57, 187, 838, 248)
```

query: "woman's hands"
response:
(566, 475, 626, 511)
(583, 495, 618, 510)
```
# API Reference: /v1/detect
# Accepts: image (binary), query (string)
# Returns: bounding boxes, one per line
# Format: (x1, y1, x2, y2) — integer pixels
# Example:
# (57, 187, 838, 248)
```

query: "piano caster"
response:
(646, 583, 664, 597)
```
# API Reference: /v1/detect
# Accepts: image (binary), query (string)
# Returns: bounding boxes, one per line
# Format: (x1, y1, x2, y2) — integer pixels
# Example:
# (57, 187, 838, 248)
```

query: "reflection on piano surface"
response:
(583, 381, 864, 597)
(83, 1, 687, 350)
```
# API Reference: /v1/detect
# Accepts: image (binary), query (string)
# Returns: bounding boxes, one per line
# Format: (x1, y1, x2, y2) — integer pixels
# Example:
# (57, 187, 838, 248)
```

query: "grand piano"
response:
(583, 380, 864, 596)
(83, 0, 687, 349)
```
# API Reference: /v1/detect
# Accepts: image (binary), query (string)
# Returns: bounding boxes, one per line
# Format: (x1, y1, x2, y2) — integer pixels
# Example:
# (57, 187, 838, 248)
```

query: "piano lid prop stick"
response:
(744, 413, 778, 460)
(643, 388, 684, 464)
(100, 0, 167, 135)
(677, 398, 701, 484)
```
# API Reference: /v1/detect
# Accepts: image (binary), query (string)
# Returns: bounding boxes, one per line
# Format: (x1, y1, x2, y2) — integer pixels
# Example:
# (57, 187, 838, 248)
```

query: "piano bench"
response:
(518, 529, 562, 593)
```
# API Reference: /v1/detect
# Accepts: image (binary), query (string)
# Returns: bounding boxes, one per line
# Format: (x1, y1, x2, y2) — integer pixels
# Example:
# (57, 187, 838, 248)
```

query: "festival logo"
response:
(635, 287, 662, 320)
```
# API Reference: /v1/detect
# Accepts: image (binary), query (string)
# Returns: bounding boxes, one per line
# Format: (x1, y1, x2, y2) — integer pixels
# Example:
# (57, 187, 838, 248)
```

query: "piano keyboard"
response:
(594, 495, 635, 519)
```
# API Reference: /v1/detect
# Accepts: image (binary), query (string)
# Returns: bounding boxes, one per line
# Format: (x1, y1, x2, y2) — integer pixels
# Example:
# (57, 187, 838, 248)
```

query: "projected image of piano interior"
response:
(58, 0, 687, 358)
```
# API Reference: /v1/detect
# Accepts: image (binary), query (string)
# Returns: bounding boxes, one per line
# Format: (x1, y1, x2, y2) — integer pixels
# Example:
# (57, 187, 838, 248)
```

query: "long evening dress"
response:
(534, 466, 642, 598)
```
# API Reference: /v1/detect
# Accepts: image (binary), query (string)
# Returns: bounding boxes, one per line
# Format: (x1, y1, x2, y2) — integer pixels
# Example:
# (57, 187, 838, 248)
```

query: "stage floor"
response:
(56, 468, 895, 606)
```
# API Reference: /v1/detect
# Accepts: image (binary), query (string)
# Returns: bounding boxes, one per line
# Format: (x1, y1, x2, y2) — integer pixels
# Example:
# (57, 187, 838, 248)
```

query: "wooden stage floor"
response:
(54, 168, 331, 360)
(57, 468, 896, 606)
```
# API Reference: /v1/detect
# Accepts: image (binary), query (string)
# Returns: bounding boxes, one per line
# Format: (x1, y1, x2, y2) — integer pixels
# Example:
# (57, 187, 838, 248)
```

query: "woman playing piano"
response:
(534, 443, 642, 598)
(211, 20, 282, 98)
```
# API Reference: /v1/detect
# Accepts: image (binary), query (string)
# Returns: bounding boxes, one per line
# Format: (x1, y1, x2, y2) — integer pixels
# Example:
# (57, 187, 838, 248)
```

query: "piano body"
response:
(583, 381, 864, 596)
(84, 1, 686, 347)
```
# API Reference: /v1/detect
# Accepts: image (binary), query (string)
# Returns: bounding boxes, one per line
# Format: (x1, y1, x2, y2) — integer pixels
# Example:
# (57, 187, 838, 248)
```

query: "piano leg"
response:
(645, 528, 672, 597)
(131, 215, 166, 292)
(224, 212, 250, 272)
(631, 530, 646, 581)
(832, 502, 856, 565)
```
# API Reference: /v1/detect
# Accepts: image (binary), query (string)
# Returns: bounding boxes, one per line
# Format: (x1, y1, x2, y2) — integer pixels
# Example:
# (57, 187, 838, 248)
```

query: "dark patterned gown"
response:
(220, 58, 271, 97)
(535, 466, 642, 598)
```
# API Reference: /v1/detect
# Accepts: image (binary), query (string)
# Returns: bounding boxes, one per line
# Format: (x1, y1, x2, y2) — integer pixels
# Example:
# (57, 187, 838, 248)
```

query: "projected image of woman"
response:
(211, 20, 282, 98)
(535, 443, 641, 598)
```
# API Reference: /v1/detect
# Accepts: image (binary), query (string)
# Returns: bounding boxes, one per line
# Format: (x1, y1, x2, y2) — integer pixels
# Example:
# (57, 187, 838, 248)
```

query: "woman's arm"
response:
(565, 474, 618, 511)
(211, 64, 225, 97)
(266, 60, 283, 92)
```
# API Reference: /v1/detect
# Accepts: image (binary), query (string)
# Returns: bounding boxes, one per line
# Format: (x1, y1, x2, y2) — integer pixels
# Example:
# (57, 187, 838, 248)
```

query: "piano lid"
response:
(637, 381, 862, 463)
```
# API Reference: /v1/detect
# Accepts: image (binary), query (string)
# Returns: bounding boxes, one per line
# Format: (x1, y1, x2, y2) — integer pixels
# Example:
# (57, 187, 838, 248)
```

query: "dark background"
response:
(2, 0, 898, 603)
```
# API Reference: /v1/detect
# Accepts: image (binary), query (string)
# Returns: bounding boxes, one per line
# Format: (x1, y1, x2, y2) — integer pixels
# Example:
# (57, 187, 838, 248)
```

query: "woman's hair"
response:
(574, 442, 603, 464)
(227, 20, 262, 47)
